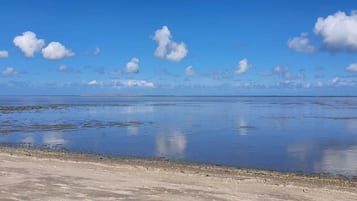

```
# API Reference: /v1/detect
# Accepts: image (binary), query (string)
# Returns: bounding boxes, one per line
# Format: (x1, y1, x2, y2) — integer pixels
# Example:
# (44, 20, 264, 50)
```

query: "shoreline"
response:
(0, 146, 356, 185)
(0, 146, 356, 200)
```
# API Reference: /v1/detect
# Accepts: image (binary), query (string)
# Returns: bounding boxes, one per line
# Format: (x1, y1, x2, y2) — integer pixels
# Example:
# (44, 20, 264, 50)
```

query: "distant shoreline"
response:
(1, 94, 357, 97)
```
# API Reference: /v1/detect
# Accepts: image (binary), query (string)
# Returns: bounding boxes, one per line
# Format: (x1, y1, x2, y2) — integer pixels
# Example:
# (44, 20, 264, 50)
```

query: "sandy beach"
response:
(0, 147, 356, 201)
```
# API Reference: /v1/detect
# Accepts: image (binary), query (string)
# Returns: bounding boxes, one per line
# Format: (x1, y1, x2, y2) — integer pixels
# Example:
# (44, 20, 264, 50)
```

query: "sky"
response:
(0, 0, 357, 95)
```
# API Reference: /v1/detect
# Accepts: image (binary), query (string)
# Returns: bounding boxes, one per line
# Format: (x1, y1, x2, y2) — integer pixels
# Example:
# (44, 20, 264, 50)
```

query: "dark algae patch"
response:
(0, 120, 145, 135)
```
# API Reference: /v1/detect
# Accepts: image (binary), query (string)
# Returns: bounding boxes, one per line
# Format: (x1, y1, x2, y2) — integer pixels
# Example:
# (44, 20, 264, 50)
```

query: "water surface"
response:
(0, 96, 356, 177)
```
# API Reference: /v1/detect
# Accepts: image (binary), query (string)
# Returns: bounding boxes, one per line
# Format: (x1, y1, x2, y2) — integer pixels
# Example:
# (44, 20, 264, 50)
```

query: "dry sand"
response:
(0, 147, 356, 201)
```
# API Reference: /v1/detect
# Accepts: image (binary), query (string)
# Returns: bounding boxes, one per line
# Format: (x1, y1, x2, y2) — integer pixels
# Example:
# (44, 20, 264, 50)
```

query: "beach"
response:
(0, 147, 356, 201)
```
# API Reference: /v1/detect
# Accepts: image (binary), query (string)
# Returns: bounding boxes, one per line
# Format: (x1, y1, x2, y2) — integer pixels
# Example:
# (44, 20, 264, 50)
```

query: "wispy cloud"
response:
(0, 50, 9, 58)
(1, 67, 18, 76)
(58, 65, 79, 74)
(261, 66, 304, 81)
(93, 47, 100, 56)
(346, 63, 357, 72)
(121, 79, 154, 88)
(87, 80, 98, 85)
(185, 65, 195, 76)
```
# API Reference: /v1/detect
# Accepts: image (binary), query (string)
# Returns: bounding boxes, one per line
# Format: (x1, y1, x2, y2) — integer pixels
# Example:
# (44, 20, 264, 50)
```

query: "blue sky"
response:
(0, 0, 357, 95)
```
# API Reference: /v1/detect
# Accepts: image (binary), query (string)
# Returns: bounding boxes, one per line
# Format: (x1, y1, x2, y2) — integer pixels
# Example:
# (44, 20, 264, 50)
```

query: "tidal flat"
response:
(0, 96, 356, 178)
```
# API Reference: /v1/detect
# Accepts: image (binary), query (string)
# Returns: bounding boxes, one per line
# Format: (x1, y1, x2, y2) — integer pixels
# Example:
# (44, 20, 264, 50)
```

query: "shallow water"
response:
(0, 96, 356, 177)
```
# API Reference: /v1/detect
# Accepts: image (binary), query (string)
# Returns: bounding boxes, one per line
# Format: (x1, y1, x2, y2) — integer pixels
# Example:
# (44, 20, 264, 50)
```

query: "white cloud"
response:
(314, 11, 357, 52)
(87, 80, 98, 85)
(42, 42, 74, 60)
(93, 47, 100, 56)
(287, 33, 315, 53)
(1, 67, 18, 76)
(235, 58, 251, 74)
(0, 50, 8, 58)
(166, 42, 188, 61)
(346, 63, 357, 72)
(121, 79, 154, 88)
(13, 31, 45, 57)
(185, 65, 194, 76)
(153, 26, 188, 62)
(153, 26, 171, 58)
(125, 57, 140, 73)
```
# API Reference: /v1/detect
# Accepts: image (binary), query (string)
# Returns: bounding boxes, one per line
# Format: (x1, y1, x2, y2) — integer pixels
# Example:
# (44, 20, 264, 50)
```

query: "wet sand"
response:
(0, 147, 356, 201)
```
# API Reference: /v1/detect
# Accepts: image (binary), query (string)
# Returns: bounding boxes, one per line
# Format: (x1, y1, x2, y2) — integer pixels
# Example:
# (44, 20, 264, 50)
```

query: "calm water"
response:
(0, 96, 356, 177)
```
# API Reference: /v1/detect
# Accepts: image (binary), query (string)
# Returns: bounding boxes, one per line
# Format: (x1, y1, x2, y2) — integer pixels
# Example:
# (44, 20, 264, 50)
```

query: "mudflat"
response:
(0, 147, 356, 201)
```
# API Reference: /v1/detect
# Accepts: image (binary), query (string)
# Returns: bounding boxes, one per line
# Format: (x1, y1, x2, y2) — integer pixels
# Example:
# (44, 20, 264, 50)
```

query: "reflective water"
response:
(0, 96, 356, 177)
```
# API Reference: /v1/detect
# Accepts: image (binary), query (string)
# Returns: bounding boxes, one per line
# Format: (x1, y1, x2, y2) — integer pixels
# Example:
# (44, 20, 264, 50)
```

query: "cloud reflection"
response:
(346, 120, 357, 133)
(314, 145, 357, 176)
(156, 131, 186, 159)
(127, 126, 139, 136)
(238, 118, 248, 136)
(42, 132, 66, 148)
(125, 106, 154, 114)
(21, 135, 34, 145)
(287, 142, 314, 161)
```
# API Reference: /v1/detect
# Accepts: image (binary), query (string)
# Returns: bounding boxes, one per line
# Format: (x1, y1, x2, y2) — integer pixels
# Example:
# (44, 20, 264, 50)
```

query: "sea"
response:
(0, 96, 356, 177)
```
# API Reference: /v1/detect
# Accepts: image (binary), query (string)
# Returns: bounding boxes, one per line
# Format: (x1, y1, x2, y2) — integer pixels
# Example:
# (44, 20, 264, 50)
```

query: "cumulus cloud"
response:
(125, 57, 140, 73)
(87, 80, 98, 85)
(13, 31, 45, 57)
(121, 79, 154, 88)
(0, 50, 8, 58)
(346, 63, 357, 72)
(235, 58, 251, 74)
(314, 11, 357, 52)
(1, 67, 18, 76)
(166, 42, 187, 61)
(153, 26, 188, 62)
(287, 33, 315, 53)
(42, 42, 74, 60)
(185, 65, 194, 76)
